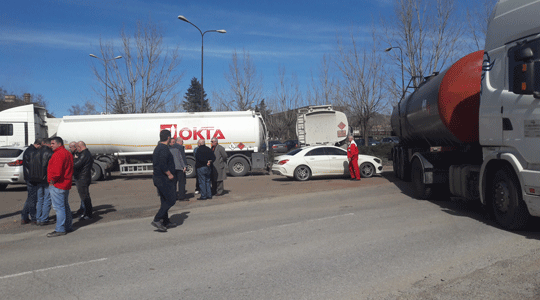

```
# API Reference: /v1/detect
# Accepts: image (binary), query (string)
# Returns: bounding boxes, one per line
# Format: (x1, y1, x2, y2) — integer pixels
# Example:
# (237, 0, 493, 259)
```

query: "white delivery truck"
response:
(390, 0, 540, 230)
(0, 107, 268, 181)
(296, 105, 349, 147)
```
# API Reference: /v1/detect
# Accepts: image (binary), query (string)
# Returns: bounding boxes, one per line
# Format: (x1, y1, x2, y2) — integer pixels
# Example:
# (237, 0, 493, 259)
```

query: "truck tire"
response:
(228, 157, 249, 177)
(490, 167, 530, 230)
(360, 162, 375, 178)
(0, 183, 7, 191)
(91, 163, 103, 182)
(294, 165, 311, 181)
(411, 158, 433, 200)
(185, 158, 196, 178)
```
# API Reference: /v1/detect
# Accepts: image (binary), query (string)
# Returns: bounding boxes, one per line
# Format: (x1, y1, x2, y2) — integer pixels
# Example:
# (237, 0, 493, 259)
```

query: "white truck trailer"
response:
(0, 107, 268, 181)
(390, 0, 540, 230)
(296, 105, 349, 147)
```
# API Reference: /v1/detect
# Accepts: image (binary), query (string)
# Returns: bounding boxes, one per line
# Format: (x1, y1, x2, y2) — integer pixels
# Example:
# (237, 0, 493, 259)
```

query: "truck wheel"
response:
(0, 184, 7, 191)
(411, 158, 433, 200)
(294, 165, 311, 181)
(185, 158, 196, 178)
(490, 167, 530, 230)
(360, 162, 375, 178)
(91, 163, 103, 182)
(229, 157, 249, 177)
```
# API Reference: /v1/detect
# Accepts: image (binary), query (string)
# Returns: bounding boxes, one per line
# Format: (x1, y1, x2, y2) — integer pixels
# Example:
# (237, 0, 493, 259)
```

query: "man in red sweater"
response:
(47, 137, 74, 237)
(347, 135, 361, 180)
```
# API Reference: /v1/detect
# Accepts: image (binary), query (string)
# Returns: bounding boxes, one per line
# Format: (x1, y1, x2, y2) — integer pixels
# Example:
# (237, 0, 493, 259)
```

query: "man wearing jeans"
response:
(36, 138, 53, 226)
(194, 139, 215, 200)
(47, 137, 74, 237)
(21, 139, 42, 225)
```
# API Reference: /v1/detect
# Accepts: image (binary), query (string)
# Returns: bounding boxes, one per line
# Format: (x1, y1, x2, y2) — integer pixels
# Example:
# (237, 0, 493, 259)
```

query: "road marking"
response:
(0, 258, 108, 280)
(244, 213, 355, 234)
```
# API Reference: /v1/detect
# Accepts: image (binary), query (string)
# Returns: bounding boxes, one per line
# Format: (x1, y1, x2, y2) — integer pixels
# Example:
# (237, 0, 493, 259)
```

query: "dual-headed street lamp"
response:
(178, 15, 226, 109)
(89, 54, 123, 114)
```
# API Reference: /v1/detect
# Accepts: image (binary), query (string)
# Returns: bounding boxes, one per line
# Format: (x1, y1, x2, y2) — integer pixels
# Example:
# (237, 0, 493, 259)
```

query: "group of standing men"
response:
(151, 129, 228, 232)
(20, 138, 94, 237)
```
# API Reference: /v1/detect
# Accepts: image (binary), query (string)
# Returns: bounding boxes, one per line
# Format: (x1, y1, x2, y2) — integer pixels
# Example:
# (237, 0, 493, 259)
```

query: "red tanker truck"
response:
(390, 0, 540, 230)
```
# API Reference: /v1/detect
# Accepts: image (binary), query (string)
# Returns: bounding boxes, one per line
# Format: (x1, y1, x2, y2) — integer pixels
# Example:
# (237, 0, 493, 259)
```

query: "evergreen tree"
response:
(182, 77, 211, 112)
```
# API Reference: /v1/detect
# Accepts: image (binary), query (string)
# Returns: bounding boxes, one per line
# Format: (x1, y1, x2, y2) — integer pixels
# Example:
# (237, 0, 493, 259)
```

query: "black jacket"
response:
(23, 145, 47, 184)
(73, 148, 94, 184)
(153, 142, 175, 185)
(195, 145, 215, 169)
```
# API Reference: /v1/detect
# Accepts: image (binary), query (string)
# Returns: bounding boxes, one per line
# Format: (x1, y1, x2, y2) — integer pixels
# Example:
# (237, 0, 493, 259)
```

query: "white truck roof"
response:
(485, 0, 540, 51)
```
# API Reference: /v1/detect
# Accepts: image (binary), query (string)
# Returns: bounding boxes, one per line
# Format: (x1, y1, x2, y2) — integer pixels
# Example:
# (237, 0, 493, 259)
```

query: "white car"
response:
(271, 145, 383, 181)
(0, 146, 27, 190)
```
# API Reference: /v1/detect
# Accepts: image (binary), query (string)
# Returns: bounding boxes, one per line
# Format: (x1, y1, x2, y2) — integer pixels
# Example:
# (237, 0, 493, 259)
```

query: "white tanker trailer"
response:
(54, 110, 268, 180)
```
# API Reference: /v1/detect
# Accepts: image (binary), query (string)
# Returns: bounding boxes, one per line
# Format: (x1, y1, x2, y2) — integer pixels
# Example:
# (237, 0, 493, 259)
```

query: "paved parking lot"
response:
(0, 167, 393, 234)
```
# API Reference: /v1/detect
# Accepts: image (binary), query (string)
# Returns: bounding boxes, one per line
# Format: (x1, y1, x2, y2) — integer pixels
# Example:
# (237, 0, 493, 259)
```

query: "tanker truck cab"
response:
(479, 0, 540, 227)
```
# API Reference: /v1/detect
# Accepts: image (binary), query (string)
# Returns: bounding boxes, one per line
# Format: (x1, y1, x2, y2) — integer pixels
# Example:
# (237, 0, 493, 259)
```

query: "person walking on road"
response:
(169, 137, 188, 200)
(151, 129, 177, 232)
(73, 141, 94, 220)
(194, 139, 215, 200)
(211, 137, 228, 196)
(47, 137, 74, 237)
(35, 138, 53, 226)
(347, 135, 361, 181)
(21, 139, 42, 225)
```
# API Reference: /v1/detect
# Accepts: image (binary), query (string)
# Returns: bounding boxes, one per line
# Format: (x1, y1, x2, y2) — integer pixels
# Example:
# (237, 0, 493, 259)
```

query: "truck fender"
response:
(411, 153, 435, 184)
(479, 152, 525, 206)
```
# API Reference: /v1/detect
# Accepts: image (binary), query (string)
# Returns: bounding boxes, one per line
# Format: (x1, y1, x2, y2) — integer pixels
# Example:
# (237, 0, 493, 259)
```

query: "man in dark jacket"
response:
(21, 139, 42, 225)
(194, 139, 215, 200)
(151, 129, 177, 232)
(35, 138, 54, 226)
(73, 141, 94, 220)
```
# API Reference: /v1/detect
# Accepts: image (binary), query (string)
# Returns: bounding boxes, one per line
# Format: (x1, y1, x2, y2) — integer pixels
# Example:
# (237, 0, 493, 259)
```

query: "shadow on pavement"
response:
(381, 169, 540, 238)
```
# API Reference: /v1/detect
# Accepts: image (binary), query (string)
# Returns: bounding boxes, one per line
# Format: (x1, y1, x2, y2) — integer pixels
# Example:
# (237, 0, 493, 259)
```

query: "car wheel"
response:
(0, 183, 7, 191)
(360, 162, 375, 178)
(294, 165, 311, 181)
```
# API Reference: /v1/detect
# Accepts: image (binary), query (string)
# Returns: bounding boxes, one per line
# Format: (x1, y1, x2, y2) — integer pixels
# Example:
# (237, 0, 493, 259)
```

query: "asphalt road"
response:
(1, 170, 540, 299)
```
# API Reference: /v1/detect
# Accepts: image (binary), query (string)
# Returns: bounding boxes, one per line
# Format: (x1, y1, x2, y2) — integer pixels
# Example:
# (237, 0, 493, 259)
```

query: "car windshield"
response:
(0, 149, 24, 158)
(287, 148, 303, 156)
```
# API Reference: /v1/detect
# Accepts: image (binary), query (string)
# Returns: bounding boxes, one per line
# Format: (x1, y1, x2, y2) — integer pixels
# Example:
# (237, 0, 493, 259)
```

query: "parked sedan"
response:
(272, 145, 383, 181)
(268, 140, 288, 153)
(355, 138, 380, 146)
(381, 136, 400, 144)
(0, 146, 26, 191)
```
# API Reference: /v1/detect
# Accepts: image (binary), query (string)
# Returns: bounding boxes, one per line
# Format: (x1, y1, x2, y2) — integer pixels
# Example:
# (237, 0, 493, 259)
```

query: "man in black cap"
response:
(151, 129, 177, 232)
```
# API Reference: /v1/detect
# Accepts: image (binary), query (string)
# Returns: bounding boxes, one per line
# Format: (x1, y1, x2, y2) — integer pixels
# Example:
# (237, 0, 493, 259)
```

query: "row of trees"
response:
(75, 0, 497, 144)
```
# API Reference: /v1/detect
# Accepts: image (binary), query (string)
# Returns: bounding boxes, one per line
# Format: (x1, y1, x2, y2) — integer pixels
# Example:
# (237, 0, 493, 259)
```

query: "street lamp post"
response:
(178, 15, 226, 110)
(89, 54, 123, 114)
(384, 46, 405, 99)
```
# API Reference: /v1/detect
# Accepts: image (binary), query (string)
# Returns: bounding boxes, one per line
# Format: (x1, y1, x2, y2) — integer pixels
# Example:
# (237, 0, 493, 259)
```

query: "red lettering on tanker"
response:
(160, 125, 226, 141)
(179, 127, 192, 140)
(213, 129, 225, 139)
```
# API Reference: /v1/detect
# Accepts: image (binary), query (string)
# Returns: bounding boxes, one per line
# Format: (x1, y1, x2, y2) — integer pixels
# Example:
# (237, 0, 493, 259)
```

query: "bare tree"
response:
(213, 49, 264, 111)
(267, 66, 303, 140)
(335, 33, 386, 146)
(466, 0, 497, 51)
(68, 100, 98, 115)
(91, 20, 184, 114)
(381, 0, 462, 89)
(307, 54, 339, 106)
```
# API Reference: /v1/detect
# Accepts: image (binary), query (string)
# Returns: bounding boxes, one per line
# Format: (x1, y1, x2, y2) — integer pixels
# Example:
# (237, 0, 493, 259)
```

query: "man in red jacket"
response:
(347, 135, 361, 181)
(47, 137, 74, 237)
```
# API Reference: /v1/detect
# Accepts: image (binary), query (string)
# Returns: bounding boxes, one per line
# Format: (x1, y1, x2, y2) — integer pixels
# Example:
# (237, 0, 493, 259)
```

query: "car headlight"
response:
(374, 158, 381, 164)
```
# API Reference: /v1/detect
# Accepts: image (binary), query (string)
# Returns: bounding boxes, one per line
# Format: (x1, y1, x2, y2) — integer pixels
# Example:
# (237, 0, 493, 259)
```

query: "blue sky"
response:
(1, 0, 474, 117)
